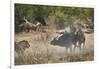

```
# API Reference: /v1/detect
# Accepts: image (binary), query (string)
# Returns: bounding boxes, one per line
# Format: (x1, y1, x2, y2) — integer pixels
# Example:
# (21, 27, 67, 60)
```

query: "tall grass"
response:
(15, 31, 94, 65)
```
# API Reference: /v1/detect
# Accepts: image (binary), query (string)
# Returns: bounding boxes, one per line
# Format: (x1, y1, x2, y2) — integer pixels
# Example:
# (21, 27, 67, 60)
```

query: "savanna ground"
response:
(15, 29, 94, 65)
(14, 4, 94, 65)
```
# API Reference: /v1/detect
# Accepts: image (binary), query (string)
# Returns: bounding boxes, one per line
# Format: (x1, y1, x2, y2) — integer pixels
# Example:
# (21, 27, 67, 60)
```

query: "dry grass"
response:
(15, 30, 94, 65)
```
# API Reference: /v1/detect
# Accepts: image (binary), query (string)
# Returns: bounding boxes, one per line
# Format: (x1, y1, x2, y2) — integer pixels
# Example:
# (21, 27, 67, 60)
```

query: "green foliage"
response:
(15, 4, 94, 20)
(15, 4, 94, 32)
